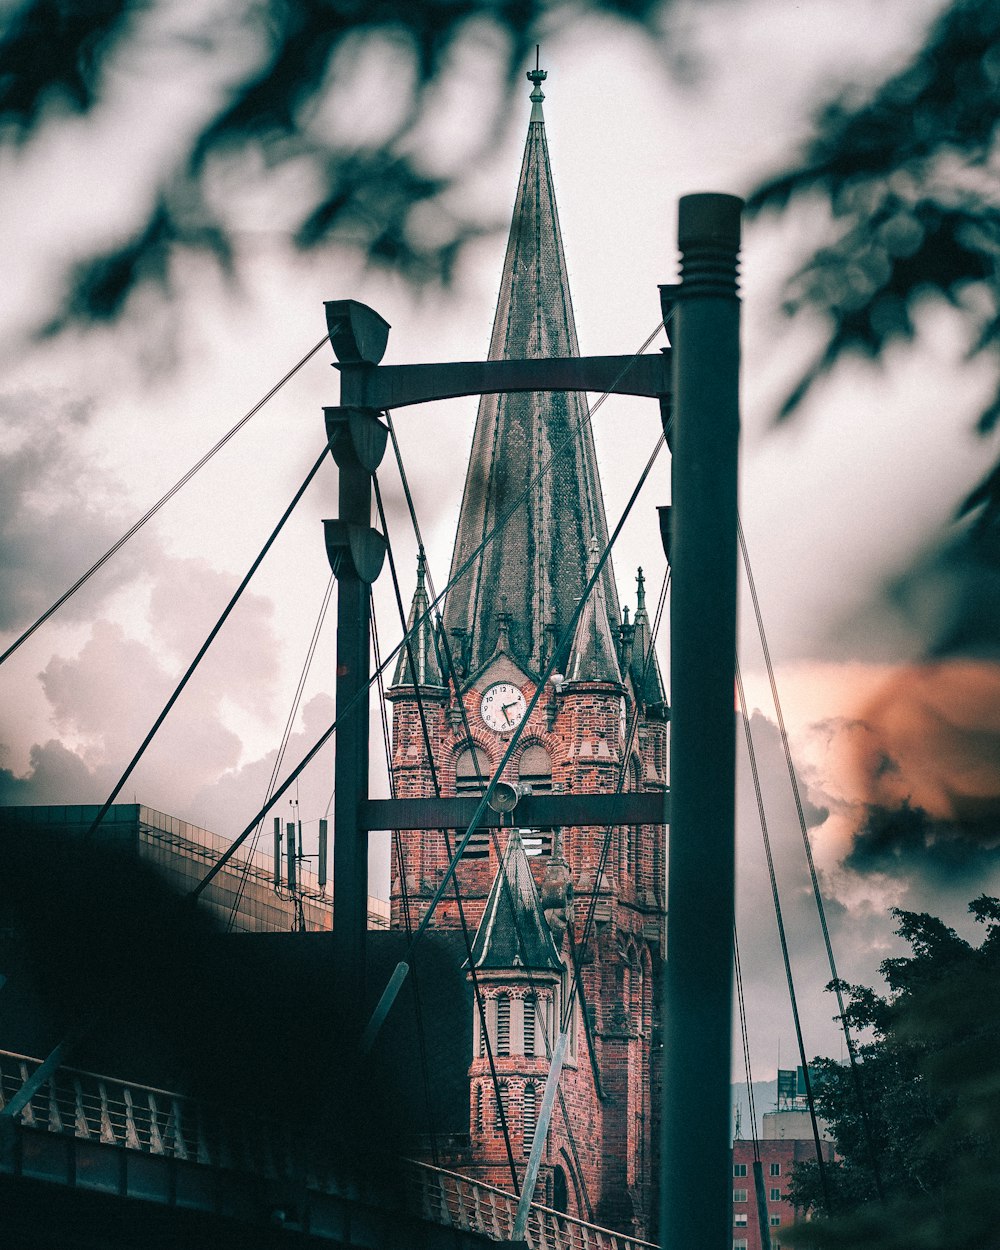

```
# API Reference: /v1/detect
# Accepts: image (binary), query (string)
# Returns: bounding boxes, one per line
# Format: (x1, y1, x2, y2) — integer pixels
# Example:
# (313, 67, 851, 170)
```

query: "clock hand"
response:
(501, 703, 515, 725)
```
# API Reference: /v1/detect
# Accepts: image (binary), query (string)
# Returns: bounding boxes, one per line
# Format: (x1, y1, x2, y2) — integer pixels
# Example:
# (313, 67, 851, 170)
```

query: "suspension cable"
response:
(735, 926, 775, 1250)
(735, 654, 831, 1214)
(192, 322, 667, 900)
(227, 572, 335, 932)
(0, 336, 329, 668)
(371, 598, 442, 1171)
(362, 429, 667, 1053)
(738, 516, 885, 1203)
(374, 483, 521, 1191)
(85, 445, 330, 841)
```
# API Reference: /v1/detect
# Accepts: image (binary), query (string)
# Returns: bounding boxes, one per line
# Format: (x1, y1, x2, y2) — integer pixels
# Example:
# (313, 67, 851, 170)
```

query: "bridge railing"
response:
(0, 1049, 657, 1250)
(405, 1159, 658, 1250)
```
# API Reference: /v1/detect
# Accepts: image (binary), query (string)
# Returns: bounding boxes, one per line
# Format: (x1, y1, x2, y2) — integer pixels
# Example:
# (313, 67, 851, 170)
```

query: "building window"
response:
(734, 1215, 748, 1227)
(734, 1240, 748, 1250)
(475, 1083, 483, 1133)
(523, 1083, 538, 1153)
(519, 745, 552, 793)
(524, 995, 537, 1056)
(770, 1216, 782, 1227)
(733, 1190, 748, 1203)
(456, 747, 493, 857)
(456, 745, 491, 793)
(496, 995, 510, 1056)
(733, 1164, 747, 1177)
(770, 1188, 781, 1202)
(494, 1081, 509, 1131)
(770, 1162, 781, 1177)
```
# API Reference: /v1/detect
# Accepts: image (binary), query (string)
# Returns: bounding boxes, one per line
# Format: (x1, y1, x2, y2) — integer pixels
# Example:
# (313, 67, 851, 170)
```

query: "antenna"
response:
(318, 819, 328, 889)
(272, 817, 281, 888)
(286, 820, 297, 891)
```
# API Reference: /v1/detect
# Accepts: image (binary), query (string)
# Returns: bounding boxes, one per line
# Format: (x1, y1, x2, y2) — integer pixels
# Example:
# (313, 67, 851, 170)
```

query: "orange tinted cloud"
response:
(847, 661, 1000, 825)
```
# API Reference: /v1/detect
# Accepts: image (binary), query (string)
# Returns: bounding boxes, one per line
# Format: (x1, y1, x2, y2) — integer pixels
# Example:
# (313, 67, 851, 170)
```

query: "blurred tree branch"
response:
(0, 0, 669, 331)
(748, 0, 1000, 530)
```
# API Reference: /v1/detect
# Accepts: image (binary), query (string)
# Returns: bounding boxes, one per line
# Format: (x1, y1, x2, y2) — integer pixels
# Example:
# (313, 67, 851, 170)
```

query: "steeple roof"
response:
(442, 64, 620, 682)
(390, 548, 446, 691)
(565, 538, 624, 686)
(468, 830, 562, 972)
(629, 567, 668, 712)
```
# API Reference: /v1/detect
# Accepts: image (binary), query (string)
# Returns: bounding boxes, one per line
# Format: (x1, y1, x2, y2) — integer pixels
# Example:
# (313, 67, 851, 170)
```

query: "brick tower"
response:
(385, 62, 668, 1237)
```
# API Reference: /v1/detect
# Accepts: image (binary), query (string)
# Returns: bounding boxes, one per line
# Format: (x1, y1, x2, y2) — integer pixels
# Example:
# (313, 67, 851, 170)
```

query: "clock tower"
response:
(384, 64, 668, 1238)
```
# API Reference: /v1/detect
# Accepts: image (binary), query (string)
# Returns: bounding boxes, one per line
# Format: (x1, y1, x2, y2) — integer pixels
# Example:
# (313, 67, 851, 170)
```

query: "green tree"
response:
(787, 897, 1000, 1249)
(749, 0, 1000, 534)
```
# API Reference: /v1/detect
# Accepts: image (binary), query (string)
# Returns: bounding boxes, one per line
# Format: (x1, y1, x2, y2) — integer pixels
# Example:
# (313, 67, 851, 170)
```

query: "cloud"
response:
(0, 389, 155, 632)
(839, 662, 1000, 828)
(845, 799, 1000, 886)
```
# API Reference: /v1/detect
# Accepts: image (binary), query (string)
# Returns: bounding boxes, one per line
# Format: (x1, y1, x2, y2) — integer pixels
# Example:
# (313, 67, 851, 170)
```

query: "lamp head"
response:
(324, 299, 391, 365)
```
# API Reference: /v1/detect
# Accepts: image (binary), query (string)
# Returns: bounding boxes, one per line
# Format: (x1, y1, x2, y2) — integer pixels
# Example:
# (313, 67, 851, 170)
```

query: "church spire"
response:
(629, 566, 669, 713)
(390, 547, 446, 691)
(442, 60, 621, 683)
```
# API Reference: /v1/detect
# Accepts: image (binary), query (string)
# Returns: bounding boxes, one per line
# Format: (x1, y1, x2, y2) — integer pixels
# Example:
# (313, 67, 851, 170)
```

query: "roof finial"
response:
(527, 46, 547, 121)
(636, 566, 646, 614)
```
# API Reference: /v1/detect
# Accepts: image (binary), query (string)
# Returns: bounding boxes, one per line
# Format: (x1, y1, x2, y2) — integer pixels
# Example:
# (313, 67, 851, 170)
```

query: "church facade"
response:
(384, 65, 669, 1238)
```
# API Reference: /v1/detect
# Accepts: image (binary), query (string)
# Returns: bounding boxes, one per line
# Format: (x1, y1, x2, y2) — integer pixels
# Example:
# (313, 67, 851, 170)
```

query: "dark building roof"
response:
(441, 72, 621, 683)
(468, 830, 562, 972)
(565, 539, 624, 686)
(628, 567, 668, 711)
(391, 548, 447, 691)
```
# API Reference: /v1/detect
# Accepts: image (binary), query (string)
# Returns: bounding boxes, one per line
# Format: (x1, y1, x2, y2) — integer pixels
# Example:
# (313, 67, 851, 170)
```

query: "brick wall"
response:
(387, 671, 666, 1238)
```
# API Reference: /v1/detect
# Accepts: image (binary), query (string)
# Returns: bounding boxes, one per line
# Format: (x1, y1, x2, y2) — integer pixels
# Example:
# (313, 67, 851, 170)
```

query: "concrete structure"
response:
(385, 65, 668, 1238)
(0, 803, 389, 933)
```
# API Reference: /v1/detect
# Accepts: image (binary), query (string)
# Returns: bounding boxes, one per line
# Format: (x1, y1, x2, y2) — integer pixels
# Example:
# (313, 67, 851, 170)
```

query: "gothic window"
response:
(560, 961, 578, 1061)
(496, 995, 511, 1056)
(523, 1083, 538, 1154)
(456, 746, 491, 793)
(456, 746, 493, 857)
(519, 746, 553, 856)
(519, 745, 552, 793)
(494, 1081, 509, 1131)
(524, 995, 537, 1056)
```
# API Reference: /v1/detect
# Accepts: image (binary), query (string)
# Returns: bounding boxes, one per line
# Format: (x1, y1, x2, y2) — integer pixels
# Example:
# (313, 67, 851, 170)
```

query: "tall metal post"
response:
(324, 406, 388, 1016)
(661, 193, 743, 1248)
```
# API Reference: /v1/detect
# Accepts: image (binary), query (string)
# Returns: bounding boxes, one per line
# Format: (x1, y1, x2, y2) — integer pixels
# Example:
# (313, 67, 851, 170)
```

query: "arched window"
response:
(456, 746, 491, 793)
(456, 746, 492, 857)
(519, 745, 552, 793)
(496, 995, 511, 1056)
(520, 745, 554, 855)
(494, 1080, 509, 1131)
(524, 995, 537, 1056)
(523, 1083, 538, 1154)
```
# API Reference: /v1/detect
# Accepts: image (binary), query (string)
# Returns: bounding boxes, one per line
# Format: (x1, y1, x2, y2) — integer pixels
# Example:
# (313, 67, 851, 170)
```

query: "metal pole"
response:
(324, 406, 388, 1016)
(661, 192, 743, 1249)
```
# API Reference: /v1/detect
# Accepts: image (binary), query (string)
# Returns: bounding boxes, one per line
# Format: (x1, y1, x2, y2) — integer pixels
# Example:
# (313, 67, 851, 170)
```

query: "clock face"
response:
(480, 681, 527, 732)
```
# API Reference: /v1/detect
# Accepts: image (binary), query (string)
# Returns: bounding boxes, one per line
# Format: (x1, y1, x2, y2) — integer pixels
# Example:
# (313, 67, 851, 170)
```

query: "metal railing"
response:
(0, 1049, 656, 1250)
(405, 1159, 657, 1250)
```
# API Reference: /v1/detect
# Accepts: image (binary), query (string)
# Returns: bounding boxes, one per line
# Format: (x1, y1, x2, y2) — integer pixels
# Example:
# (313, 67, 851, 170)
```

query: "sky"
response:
(3, 0, 1000, 1090)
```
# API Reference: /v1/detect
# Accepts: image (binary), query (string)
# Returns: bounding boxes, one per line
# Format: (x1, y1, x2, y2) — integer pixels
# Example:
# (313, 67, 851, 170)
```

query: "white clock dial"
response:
(480, 681, 527, 732)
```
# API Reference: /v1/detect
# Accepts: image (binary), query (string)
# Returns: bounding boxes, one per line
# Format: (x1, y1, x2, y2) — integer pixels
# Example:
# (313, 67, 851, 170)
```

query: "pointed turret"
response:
(390, 548, 447, 691)
(629, 567, 668, 713)
(565, 538, 624, 686)
(468, 830, 562, 971)
(442, 63, 620, 681)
